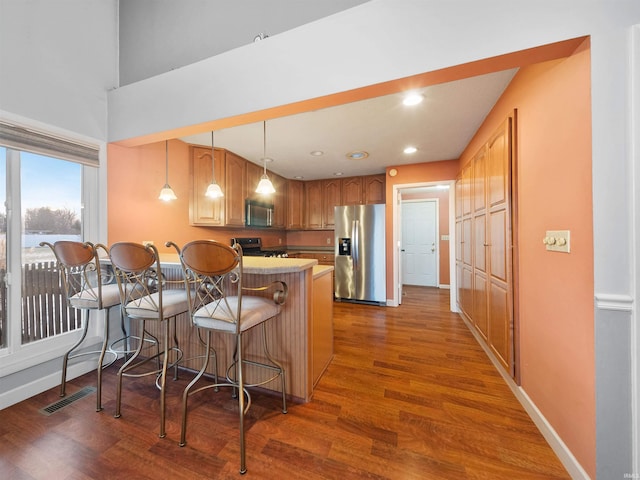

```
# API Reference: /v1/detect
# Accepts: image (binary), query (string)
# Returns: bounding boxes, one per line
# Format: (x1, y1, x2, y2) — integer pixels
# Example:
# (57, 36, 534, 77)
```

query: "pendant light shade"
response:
(255, 121, 276, 194)
(256, 174, 276, 194)
(205, 131, 224, 198)
(159, 140, 177, 201)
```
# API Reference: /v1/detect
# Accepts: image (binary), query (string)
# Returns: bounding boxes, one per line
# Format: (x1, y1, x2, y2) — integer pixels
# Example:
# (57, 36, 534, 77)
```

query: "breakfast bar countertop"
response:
(158, 253, 318, 274)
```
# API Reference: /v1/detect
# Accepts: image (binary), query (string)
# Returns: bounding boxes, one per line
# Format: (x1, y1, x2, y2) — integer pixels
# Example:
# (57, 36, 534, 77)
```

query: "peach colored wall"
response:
(401, 189, 451, 285)
(384, 160, 459, 296)
(458, 39, 594, 476)
(107, 141, 288, 251)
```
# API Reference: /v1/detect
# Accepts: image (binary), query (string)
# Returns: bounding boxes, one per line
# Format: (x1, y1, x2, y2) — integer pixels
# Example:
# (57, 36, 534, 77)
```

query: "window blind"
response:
(0, 121, 99, 166)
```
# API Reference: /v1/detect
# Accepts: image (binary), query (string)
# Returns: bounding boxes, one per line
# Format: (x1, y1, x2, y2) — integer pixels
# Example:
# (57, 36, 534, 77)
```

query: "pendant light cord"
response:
(165, 140, 169, 184)
(263, 121, 267, 175)
(211, 131, 216, 181)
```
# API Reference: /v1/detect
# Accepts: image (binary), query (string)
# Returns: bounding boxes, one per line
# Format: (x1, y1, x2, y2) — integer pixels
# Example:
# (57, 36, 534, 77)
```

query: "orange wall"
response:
(107, 141, 289, 250)
(401, 189, 451, 285)
(384, 160, 459, 296)
(458, 39, 594, 476)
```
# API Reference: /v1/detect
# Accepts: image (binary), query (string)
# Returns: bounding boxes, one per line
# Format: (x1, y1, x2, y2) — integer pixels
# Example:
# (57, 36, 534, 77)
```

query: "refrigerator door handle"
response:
(352, 219, 359, 270)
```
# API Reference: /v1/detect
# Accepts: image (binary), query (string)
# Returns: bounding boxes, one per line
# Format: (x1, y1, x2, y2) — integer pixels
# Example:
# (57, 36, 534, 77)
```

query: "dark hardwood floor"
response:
(0, 286, 569, 479)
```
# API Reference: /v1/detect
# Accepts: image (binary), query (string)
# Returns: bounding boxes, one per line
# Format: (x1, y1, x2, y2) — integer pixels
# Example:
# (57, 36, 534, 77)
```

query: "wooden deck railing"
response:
(0, 263, 81, 347)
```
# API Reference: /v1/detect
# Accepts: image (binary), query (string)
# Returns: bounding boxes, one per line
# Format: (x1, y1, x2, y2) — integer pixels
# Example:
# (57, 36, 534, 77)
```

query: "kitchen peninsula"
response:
(145, 254, 334, 403)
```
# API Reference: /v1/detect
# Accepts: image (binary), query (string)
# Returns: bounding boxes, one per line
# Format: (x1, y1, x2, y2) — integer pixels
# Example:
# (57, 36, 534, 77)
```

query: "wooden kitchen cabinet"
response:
(305, 180, 323, 229)
(189, 146, 226, 226)
(342, 177, 363, 205)
(286, 180, 305, 230)
(245, 160, 263, 202)
(312, 268, 334, 386)
(322, 178, 341, 228)
(224, 151, 247, 227)
(342, 174, 386, 206)
(305, 178, 342, 230)
(363, 174, 385, 204)
(271, 173, 286, 228)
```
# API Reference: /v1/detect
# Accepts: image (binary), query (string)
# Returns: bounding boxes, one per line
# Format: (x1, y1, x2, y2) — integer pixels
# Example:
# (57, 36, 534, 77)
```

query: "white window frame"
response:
(0, 113, 105, 379)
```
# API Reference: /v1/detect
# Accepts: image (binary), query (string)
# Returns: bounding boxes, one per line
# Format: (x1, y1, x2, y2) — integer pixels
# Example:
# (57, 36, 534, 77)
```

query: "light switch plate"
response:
(543, 230, 570, 253)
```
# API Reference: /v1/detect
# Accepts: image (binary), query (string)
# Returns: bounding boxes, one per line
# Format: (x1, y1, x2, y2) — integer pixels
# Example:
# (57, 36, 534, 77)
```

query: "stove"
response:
(231, 237, 288, 258)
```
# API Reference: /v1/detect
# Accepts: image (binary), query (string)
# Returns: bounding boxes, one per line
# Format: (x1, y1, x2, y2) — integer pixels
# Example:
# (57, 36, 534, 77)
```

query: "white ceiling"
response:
(180, 68, 517, 181)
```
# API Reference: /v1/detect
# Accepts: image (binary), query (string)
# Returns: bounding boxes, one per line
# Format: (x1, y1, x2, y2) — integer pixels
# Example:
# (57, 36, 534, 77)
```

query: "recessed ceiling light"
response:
(346, 151, 369, 160)
(310, 150, 324, 156)
(294, 175, 304, 180)
(403, 146, 417, 154)
(333, 172, 344, 176)
(403, 92, 423, 106)
(262, 157, 274, 163)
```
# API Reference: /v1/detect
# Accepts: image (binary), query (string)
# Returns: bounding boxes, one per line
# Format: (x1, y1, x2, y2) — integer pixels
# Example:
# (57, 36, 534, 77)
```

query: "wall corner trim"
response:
(594, 293, 634, 312)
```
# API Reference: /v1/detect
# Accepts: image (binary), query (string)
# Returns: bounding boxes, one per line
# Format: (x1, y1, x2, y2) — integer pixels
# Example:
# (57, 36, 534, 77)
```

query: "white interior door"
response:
(402, 200, 438, 287)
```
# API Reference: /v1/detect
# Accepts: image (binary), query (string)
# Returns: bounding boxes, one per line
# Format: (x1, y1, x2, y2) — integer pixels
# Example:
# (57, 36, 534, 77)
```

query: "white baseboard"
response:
(0, 360, 96, 410)
(458, 313, 590, 480)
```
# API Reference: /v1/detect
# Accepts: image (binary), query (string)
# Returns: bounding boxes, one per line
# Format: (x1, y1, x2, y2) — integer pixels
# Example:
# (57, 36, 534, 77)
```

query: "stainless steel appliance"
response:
(334, 204, 386, 305)
(245, 199, 273, 227)
(231, 237, 288, 257)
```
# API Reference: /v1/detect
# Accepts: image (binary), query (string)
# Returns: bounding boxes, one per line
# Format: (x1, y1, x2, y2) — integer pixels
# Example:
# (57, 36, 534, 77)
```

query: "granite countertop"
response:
(158, 253, 317, 274)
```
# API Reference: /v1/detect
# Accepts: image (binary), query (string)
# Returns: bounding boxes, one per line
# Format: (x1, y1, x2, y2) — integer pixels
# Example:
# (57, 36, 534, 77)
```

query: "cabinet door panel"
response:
(190, 146, 225, 226)
(363, 175, 385, 204)
(286, 180, 304, 230)
(462, 218, 472, 267)
(473, 272, 488, 339)
(245, 161, 263, 202)
(489, 281, 510, 371)
(272, 173, 286, 228)
(305, 180, 323, 229)
(488, 126, 508, 207)
(342, 177, 362, 205)
(225, 152, 246, 226)
(322, 179, 341, 228)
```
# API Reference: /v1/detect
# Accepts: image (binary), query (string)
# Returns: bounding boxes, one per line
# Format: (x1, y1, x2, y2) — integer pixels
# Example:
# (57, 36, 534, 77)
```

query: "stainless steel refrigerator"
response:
(334, 204, 386, 305)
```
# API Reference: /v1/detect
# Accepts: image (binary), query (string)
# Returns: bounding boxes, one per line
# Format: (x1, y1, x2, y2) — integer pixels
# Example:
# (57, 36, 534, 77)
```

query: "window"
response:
(0, 120, 101, 374)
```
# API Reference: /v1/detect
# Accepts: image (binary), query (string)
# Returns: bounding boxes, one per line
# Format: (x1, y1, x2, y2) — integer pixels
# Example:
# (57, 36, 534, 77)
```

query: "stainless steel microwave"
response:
(245, 199, 273, 227)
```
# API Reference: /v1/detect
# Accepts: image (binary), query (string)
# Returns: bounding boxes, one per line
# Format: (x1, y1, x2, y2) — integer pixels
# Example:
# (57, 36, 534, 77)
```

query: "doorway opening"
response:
(392, 181, 457, 311)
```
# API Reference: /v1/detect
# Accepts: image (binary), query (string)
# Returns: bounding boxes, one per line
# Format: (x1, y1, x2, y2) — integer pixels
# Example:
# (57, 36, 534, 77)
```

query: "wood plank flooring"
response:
(0, 286, 569, 479)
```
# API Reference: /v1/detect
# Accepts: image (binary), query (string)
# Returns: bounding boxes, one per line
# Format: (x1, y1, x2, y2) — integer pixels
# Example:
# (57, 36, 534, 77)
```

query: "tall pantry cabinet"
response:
(456, 115, 515, 378)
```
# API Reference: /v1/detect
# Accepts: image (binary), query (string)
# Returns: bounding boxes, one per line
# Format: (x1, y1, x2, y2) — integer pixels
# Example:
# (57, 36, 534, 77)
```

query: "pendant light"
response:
(158, 140, 177, 201)
(205, 131, 224, 198)
(255, 121, 276, 194)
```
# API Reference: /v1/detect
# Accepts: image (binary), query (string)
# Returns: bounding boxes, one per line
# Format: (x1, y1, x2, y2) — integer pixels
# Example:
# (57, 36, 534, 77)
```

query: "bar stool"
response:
(168, 239, 287, 474)
(39, 241, 121, 412)
(108, 241, 189, 438)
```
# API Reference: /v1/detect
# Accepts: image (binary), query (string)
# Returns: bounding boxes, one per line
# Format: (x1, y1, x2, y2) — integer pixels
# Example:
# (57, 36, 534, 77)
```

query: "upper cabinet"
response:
(363, 175, 385, 204)
(305, 180, 323, 230)
(342, 175, 385, 205)
(224, 151, 247, 227)
(190, 146, 226, 226)
(322, 178, 342, 229)
(341, 177, 363, 205)
(245, 161, 263, 203)
(271, 173, 286, 229)
(190, 146, 385, 230)
(286, 180, 305, 230)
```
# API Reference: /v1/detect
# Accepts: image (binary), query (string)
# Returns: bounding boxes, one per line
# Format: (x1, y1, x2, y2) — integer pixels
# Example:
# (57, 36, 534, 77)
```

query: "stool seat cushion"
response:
(70, 282, 122, 309)
(125, 289, 189, 319)
(193, 295, 281, 333)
